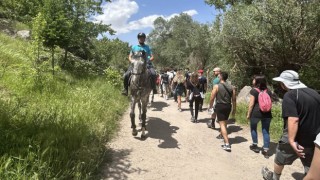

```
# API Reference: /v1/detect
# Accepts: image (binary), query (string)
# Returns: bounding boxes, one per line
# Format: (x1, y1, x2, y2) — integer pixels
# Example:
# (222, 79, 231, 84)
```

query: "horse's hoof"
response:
(132, 129, 138, 136)
(141, 134, 146, 139)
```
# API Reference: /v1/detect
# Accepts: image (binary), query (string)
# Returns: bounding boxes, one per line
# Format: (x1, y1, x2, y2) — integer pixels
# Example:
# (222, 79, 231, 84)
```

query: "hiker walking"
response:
(247, 75, 273, 158)
(262, 70, 320, 180)
(161, 70, 170, 100)
(172, 69, 185, 112)
(198, 69, 207, 112)
(207, 67, 221, 129)
(187, 73, 202, 123)
(208, 72, 236, 151)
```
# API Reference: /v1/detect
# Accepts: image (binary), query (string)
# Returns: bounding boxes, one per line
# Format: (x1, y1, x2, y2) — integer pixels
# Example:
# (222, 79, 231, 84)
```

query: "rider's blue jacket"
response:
(130, 44, 153, 67)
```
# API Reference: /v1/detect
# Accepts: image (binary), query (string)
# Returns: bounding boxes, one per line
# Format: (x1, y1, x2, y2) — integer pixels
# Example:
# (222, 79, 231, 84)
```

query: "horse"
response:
(129, 51, 152, 139)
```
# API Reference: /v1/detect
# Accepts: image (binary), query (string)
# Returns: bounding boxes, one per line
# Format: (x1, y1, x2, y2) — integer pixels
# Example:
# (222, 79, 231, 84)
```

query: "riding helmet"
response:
(137, 32, 146, 39)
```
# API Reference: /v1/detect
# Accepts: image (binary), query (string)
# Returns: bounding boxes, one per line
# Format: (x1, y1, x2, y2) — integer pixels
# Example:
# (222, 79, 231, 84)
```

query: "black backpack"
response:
(193, 85, 201, 97)
(162, 74, 169, 84)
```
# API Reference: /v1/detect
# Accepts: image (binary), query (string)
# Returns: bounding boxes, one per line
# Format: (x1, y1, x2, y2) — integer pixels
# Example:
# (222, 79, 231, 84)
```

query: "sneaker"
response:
(191, 116, 195, 122)
(262, 150, 269, 159)
(178, 108, 182, 112)
(121, 89, 128, 96)
(216, 134, 223, 139)
(249, 144, 260, 153)
(221, 144, 231, 152)
(261, 167, 273, 180)
(207, 120, 215, 129)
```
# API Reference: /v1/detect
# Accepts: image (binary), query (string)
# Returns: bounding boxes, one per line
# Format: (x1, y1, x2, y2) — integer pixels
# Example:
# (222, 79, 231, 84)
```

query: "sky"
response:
(93, 0, 218, 45)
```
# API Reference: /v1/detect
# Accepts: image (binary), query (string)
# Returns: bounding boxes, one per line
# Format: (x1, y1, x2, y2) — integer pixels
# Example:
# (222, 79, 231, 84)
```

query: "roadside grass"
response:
(0, 33, 128, 179)
(204, 92, 283, 141)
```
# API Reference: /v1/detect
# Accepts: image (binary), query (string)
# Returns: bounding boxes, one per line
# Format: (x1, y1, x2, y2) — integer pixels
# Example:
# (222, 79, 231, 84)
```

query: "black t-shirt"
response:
(198, 76, 207, 93)
(280, 88, 320, 147)
(161, 74, 169, 84)
(249, 88, 272, 119)
(186, 80, 200, 94)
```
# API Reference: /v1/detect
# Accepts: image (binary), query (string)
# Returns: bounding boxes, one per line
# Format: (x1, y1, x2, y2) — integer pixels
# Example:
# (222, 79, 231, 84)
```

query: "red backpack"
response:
(255, 88, 272, 112)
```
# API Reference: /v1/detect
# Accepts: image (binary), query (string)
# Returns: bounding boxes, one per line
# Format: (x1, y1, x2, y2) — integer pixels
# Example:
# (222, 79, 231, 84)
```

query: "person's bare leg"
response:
(219, 120, 229, 144)
(272, 163, 284, 180)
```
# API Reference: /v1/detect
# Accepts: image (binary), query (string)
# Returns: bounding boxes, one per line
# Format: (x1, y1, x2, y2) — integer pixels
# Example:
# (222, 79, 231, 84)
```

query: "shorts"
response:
(215, 103, 231, 121)
(274, 141, 314, 173)
(175, 87, 184, 96)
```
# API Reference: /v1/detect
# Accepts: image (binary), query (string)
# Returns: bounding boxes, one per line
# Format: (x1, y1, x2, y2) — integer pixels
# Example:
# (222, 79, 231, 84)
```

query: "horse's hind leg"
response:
(140, 98, 148, 139)
(130, 100, 138, 136)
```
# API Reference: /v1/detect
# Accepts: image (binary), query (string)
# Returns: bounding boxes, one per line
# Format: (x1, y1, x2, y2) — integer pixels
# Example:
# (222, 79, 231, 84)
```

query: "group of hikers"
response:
(122, 32, 320, 180)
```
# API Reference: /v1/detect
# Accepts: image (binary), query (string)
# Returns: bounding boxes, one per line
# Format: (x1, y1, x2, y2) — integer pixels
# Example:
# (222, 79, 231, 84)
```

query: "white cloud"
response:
(93, 0, 198, 35)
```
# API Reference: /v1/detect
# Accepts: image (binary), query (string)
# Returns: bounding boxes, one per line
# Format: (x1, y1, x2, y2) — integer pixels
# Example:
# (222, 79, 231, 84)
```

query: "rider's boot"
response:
(122, 76, 129, 96)
(151, 77, 157, 94)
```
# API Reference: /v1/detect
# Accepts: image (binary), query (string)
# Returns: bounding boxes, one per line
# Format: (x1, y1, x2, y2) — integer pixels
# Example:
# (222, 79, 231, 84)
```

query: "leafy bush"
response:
(104, 67, 123, 89)
(0, 32, 129, 179)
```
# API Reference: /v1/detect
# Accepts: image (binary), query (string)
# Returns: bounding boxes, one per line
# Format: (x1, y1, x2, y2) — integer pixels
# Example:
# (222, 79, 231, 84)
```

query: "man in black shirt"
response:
(262, 70, 320, 180)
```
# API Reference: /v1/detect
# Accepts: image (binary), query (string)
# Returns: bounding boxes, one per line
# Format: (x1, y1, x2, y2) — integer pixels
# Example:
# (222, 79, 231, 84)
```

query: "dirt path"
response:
(102, 94, 304, 180)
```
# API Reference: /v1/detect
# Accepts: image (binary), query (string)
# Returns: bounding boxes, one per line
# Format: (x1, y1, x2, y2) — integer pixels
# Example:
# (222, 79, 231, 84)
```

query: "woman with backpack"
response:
(187, 73, 202, 123)
(172, 69, 185, 112)
(247, 75, 273, 158)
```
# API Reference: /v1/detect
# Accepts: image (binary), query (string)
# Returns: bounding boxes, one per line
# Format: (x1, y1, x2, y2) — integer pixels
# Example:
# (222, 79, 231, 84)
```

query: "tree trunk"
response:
(62, 48, 68, 68)
(51, 47, 55, 75)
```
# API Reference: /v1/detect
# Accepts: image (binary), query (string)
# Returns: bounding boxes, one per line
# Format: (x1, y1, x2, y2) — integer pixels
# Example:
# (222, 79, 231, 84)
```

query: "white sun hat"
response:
(273, 70, 307, 89)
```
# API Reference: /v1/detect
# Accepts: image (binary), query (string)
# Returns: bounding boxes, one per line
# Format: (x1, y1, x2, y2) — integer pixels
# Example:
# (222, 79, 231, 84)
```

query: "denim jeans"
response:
(250, 117, 271, 149)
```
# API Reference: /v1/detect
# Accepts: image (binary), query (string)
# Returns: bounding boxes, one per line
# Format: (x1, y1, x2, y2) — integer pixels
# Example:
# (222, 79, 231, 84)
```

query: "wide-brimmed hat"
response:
(273, 70, 307, 89)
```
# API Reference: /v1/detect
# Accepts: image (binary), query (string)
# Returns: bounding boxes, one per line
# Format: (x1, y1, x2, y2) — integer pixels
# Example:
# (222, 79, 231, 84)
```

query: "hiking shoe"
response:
(178, 108, 182, 112)
(191, 116, 195, 122)
(262, 150, 269, 159)
(207, 121, 215, 129)
(261, 167, 273, 180)
(121, 89, 128, 96)
(250, 144, 260, 153)
(221, 144, 231, 152)
(216, 134, 223, 140)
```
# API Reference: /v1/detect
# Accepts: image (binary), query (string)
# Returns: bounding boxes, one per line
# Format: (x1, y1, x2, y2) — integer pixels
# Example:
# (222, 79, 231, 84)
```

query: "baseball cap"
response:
(272, 70, 307, 89)
(198, 69, 204, 73)
(213, 67, 221, 72)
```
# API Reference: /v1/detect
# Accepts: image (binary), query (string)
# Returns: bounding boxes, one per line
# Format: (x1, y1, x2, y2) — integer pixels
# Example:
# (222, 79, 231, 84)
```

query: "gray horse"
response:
(129, 51, 152, 139)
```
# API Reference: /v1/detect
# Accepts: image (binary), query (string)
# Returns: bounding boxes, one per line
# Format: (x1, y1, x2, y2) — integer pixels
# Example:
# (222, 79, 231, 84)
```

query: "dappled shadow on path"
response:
(150, 101, 169, 111)
(146, 117, 179, 149)
(292, 172, 305, 180)
(229, 136, 248, 145)
(228, 125, 243, 134)
(101, 148, 148, 179)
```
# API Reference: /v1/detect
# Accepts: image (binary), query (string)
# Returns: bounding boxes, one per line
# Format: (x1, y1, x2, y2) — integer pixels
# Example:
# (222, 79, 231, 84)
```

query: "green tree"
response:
(149, 13, 211, 71)
(206, 0, 320, 88)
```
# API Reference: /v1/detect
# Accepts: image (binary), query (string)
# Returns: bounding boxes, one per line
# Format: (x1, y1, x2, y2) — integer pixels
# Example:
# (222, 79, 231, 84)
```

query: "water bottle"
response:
(208, 108, 214, 115)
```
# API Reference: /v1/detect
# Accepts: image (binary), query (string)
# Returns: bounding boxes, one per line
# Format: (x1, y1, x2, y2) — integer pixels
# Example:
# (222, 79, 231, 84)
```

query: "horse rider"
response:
(122, 32, 157, 96)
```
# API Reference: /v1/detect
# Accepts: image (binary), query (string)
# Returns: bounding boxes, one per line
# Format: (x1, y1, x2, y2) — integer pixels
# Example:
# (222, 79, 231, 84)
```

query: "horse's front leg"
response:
(130, 98, 138, 136)
(138, 101, 142, 121)
(140, 97, 149, 139)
